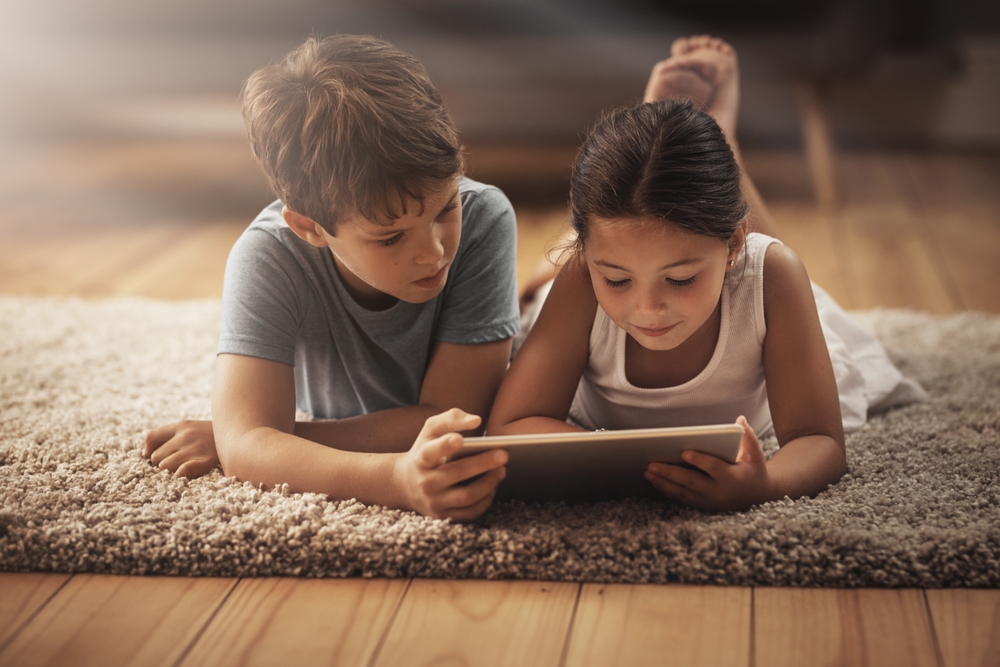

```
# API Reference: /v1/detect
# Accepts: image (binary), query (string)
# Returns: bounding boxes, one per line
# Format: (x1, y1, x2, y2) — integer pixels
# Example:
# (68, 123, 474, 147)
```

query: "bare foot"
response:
(643, 35, 740, 141)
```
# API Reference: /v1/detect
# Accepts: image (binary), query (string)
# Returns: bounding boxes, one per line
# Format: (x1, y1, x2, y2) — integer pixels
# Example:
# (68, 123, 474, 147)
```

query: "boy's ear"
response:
(282, 207, 330, 248)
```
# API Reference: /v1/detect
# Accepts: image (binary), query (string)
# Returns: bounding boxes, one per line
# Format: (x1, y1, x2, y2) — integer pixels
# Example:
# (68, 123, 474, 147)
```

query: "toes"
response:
(670, 37, 691, 57)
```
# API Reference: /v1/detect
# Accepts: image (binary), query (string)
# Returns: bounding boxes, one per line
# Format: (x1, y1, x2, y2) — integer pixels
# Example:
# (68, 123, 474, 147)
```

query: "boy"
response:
(144, 35, 518, 522)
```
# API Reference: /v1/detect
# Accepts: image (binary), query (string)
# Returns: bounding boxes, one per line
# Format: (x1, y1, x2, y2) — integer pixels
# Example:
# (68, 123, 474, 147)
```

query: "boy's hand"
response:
(144, 420, 220, 479)
(644, 416, 775, 511)
(393, 409, 507, 522)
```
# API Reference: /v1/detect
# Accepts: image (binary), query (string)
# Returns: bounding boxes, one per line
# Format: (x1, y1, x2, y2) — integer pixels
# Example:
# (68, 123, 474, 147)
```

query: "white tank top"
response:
(568, 232, 778, 438)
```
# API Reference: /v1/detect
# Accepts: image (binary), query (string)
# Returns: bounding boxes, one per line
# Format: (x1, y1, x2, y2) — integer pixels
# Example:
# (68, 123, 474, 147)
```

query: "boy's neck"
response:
(331, 252, 399, 311)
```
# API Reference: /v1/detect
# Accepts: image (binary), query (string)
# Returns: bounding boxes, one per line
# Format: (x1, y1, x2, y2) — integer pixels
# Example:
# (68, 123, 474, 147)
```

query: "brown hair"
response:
(570, 99, 748, 246)
(242, 35, 464, 231)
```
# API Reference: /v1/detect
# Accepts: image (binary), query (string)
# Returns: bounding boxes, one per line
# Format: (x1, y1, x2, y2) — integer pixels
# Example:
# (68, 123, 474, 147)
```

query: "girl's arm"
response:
(646, 243, 845, 510)
(758, 242, 846, 497)
(487, 254, 597, 435)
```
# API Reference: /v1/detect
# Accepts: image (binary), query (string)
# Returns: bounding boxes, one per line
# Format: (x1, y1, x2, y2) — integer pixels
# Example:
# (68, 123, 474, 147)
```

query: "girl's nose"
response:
(636, 286, 668, 314)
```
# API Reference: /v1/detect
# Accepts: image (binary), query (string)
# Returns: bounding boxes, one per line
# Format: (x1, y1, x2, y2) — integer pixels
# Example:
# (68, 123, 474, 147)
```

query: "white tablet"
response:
(451, 424, 745, 503)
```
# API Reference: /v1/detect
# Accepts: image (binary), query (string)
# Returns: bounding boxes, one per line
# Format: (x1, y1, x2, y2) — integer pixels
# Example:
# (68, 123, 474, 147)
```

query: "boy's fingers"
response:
(416, 432, 466, 468)
(444, 488, 498, 523)
(438, 449, 508, 487)
(149, 439, 183, 466)
(175, 459, 214, 479)
(440, 467, 506, 515)
(418, 408, 482, 441)
(143, 424, 177, 457)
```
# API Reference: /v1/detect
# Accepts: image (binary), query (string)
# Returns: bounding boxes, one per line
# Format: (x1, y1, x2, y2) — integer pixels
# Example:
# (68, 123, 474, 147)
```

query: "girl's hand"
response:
(144, 420, 220, 479)
(645, 416, 776, 511)
(393, 409, 508, 522)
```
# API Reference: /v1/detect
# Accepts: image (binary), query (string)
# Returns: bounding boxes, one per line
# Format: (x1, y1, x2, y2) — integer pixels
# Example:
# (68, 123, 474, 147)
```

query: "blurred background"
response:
(0, 0, 998, 310)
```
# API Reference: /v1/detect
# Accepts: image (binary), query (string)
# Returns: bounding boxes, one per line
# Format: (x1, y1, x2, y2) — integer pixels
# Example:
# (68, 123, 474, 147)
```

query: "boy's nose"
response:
(415, 229, 445, 265)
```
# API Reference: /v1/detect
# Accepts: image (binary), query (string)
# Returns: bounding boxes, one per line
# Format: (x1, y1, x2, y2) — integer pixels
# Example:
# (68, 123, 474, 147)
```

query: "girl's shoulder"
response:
(760, 238, 817, 324)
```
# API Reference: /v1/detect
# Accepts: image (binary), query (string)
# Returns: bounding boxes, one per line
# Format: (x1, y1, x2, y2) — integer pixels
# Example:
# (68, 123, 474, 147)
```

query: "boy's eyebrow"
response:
(594, 257, 702, 271)
(365, 188, 460, 236)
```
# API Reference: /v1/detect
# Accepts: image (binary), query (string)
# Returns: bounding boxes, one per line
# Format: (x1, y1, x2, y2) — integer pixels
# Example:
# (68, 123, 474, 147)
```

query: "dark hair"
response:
(570, 100, 748, 247)
(242, 35, 464, 232)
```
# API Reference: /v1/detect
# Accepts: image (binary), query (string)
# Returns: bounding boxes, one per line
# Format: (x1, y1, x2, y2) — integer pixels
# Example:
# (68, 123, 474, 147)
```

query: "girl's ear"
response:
(282, 206, 330, 248)
(725, 219, 749, 270)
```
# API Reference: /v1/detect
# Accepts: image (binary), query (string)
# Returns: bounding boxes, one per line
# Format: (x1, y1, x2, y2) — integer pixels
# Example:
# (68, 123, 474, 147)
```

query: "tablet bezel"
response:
(451, 423, 745, 502)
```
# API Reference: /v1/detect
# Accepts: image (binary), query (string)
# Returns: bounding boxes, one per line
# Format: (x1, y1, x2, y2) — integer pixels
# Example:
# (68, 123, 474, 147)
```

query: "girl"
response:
(490, 37, 924, 512)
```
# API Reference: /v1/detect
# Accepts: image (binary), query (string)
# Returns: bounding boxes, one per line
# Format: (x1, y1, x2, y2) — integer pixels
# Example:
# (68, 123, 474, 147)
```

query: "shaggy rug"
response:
(1, 296, 998, 587)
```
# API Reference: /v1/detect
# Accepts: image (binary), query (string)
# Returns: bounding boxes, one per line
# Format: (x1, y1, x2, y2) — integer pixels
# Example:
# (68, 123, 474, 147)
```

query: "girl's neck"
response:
(624, 297, 722, 389)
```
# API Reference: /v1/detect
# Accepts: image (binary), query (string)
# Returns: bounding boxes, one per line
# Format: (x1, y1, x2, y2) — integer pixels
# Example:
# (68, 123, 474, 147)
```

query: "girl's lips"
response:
(414, 265, 448, 289)
(633, 323, 678, 337)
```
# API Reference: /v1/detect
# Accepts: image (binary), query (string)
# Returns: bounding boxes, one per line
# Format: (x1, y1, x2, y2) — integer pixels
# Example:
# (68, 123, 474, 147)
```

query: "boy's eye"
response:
(603, 277, 630, 289)
(375, 233, 404, 247)
(437, 198, 459, 219)
(667, 276, 696, 287)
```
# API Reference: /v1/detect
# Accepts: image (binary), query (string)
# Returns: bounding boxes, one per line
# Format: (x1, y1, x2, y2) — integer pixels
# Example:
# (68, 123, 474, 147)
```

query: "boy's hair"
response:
(242, 35, 464, 231)
(570, 100, 748, 246)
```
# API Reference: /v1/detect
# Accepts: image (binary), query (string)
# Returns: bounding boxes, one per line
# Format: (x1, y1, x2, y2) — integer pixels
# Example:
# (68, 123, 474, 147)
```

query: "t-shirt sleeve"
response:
(217, 224, 306, 366)
(434, 185, 521, 344)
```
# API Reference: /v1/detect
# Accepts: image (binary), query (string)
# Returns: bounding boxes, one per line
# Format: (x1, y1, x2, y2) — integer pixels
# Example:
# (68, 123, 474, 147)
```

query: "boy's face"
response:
(288, 179, 462, 310)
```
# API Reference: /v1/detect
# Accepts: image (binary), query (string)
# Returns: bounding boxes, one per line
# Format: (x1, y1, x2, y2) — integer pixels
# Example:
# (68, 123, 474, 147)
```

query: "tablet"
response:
(451, 424, 745, 503)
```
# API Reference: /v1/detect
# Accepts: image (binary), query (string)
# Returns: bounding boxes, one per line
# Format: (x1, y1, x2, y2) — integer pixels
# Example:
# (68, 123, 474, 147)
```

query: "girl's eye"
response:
(376, 233, 404, 247)
(604, 277, 630, 289)
(667, 276, 696, 287)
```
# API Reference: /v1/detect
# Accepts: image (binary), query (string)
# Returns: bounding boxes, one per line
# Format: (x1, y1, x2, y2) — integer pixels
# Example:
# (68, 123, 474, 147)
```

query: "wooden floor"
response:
(1, 138, 999, 666)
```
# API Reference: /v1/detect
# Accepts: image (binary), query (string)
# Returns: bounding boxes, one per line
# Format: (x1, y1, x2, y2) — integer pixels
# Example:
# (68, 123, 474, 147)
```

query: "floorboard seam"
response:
(365, 577, 412, 667)
(0, 573, 74, 656)
(170, 577, 241, 667)
(557, 583, 584, 667)
(921, 590, 947, 667)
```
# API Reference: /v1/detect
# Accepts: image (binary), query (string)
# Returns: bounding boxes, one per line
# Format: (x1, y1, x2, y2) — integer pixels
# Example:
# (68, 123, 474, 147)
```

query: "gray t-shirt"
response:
(218, 177, 520, 419)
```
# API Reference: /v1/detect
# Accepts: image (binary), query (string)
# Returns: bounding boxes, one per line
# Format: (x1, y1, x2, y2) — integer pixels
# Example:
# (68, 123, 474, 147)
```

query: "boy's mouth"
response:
(414, 265, 448, 289)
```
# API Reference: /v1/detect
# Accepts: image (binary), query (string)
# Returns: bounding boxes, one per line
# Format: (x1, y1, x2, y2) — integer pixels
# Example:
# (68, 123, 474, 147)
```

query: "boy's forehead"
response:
(353, 179, 460, 230)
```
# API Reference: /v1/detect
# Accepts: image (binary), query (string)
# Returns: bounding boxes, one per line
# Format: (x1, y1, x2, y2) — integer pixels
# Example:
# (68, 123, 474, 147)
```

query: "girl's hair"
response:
(570, 99, 748, 246)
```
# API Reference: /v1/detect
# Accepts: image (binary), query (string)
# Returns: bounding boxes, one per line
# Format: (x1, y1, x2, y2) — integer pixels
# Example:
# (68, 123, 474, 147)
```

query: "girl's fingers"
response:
(679, 450, 728, 478)
(647, 463, 712, 496)
(155, 451, 186, 474)
(646, 471, 701, 506)
(735, 416, 766, 466)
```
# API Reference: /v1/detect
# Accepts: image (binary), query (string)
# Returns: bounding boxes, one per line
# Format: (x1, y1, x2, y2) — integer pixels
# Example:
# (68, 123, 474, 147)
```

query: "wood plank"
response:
(0, 574, 236, 667)
(796, 83, 839, 209)
(0, 573, 70, 649)
(754, 588, 940, 667)
(926, 589, 1000, 667)
(767, 201, 857, 309)
(181, 577, 407, 667)
(563, 583, 750, 667)
(834, 153, 957, 313)
(515, 207, 569, 295)
(901, 155, 1000, 313)
(373, 579, 578, 667)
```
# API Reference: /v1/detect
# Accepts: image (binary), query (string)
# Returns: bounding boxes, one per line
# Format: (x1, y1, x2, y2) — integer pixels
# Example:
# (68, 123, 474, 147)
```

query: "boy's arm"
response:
(213, 352, 508, 520)
(292, 336, 512, 450)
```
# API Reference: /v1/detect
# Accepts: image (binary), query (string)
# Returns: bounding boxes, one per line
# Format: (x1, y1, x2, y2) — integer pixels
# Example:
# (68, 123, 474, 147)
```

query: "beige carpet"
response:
(1, 296, 998, 585)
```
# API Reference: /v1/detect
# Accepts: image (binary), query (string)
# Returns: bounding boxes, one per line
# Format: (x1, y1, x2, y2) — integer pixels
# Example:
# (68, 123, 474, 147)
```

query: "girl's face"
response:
(584, 216, 743, 352)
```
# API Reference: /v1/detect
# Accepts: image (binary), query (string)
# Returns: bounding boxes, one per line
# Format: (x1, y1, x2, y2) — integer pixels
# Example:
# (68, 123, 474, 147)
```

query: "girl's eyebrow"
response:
(594, 257, 702, 271)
